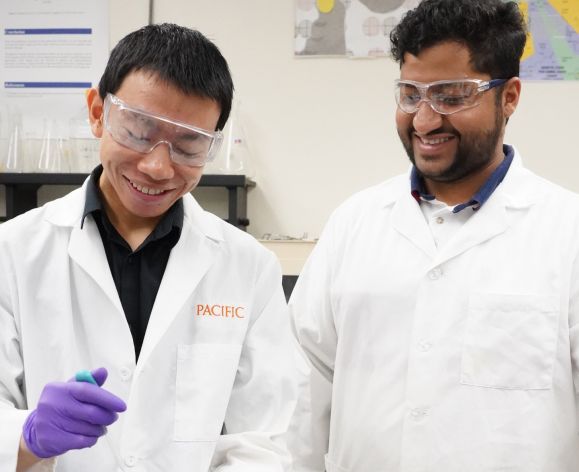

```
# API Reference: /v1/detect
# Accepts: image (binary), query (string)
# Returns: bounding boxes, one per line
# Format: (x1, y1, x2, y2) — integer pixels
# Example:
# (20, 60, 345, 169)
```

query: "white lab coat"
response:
(0, 182, 296, 472)
(288, 149, 579, 472)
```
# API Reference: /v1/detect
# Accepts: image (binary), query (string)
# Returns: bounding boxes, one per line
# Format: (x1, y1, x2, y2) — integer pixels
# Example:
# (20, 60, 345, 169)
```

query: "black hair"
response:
(98, 23, 233, 130)
(390, 0, 527, 79)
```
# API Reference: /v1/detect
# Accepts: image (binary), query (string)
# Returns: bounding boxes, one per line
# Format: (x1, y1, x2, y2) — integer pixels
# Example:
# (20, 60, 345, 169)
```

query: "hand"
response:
(22, 368, 127, 458)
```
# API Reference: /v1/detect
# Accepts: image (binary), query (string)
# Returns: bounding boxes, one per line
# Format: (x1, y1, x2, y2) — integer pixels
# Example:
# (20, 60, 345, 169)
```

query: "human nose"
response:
(412, 100, 443, 135)
(137, 141, 175, 180)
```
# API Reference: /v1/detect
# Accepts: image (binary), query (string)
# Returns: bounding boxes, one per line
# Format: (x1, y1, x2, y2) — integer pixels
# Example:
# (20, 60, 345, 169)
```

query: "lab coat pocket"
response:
(174, 343, 242, 441)
(460, 293, 559, 390)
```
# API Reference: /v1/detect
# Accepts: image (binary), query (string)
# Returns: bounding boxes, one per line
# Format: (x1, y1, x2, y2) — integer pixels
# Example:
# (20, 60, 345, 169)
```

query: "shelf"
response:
(0, 172, 255, 230)
(259, 239, 316, 275)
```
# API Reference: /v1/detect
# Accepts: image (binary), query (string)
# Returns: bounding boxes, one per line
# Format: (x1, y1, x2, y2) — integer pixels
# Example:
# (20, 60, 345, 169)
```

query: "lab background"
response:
(1, 0, 577, 243)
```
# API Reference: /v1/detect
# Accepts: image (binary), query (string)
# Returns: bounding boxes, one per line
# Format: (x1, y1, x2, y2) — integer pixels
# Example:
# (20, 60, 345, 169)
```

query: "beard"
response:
(399, 106, 504, 183)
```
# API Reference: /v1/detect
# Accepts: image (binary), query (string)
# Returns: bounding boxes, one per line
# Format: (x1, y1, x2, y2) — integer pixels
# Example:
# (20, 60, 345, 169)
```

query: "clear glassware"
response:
(4, 109, 24, 172)
(37, 118, 68, 173)
(69, 113, 99, 173)
(210, 100, 254, 177)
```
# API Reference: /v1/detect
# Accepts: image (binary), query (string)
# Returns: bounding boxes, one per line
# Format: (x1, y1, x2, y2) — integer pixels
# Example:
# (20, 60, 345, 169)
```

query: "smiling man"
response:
(0, 24, 296, 472)
(288, 1, 579, 471)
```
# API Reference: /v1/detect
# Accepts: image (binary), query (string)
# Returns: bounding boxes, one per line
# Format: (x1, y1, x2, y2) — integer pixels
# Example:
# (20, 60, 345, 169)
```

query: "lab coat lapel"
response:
(391, 191, 437, 259)
(136, 197, 221, 371)
(434, 194, 509, 266)
(432, 150, 535, 266)
(43, 181, 123, 315)
(68, 216, 124, 315)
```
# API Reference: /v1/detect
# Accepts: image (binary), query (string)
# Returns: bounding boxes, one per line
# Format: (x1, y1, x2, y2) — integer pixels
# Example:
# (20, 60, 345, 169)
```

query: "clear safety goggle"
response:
(102, 93, 223, 167)
(394, 78, 507, 115)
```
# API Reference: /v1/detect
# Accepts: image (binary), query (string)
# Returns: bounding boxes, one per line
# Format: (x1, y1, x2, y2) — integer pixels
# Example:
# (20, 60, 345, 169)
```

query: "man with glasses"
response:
(0, 24, 296, 471)
(288, 0, 579, 470)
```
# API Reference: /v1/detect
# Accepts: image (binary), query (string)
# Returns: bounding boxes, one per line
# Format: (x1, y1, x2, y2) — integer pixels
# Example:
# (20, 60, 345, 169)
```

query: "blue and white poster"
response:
(0, 0, 108, 171)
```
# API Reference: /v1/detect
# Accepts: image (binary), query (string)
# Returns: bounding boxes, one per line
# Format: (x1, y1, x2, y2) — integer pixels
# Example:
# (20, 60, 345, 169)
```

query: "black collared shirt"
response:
(82, 166, 184, 359)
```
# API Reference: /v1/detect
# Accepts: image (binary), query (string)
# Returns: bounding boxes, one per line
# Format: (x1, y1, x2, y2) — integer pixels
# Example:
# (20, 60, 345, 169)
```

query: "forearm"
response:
(16, 437, 41, 472)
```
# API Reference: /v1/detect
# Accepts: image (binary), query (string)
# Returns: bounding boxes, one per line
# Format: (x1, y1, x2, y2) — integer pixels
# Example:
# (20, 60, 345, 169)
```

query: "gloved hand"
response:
(22, 368, 127, 458)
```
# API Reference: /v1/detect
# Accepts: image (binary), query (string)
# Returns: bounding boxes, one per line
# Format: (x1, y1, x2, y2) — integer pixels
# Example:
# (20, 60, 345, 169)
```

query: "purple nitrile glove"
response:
(22, 368, 127, 459)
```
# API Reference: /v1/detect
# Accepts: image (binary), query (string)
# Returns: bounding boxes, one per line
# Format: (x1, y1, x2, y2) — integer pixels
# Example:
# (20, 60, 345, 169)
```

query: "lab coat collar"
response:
(493, 146, 537, 210)
(388, 145, 536, 262)
(43, 179, 89, 227)
(38, 179, 124, 315)
(391, 181, 438, 258)
(181, 192, 225, 242)
(43, 177, 225, 242)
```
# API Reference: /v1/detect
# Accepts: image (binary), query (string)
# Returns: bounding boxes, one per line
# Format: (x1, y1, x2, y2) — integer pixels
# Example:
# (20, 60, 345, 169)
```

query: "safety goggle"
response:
(394, 78, 507, 115)
(102, 93, 223, 167)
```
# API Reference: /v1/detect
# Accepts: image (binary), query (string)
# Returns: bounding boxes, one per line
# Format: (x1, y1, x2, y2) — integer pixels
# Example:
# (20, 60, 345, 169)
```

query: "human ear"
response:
(502, 77, 521, 120)
(86, 88, 104, 138)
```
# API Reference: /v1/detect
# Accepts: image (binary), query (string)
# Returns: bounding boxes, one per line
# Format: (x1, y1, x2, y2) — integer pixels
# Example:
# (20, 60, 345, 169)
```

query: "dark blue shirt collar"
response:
(410, 144, 514, 213)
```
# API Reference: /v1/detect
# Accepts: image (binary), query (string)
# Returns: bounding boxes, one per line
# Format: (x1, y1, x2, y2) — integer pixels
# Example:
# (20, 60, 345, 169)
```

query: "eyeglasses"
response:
(394, 78, 508, 115)
(102, 93, 223, 167)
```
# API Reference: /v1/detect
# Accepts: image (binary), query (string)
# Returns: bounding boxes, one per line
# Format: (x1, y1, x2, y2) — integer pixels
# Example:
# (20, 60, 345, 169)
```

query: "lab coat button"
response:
(120, 367, 132, 381)
(428, 268, 442, 280)
(418, 340, 432, 352)
(435, 216, 444, 224)
(410, 408, 429, 420)
(124, 455, 137, 467)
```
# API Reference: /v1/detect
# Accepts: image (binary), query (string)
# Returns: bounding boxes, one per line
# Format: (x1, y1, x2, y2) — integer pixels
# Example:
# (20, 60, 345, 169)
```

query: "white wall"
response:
(146, 0, 579, 239)
(149, 0, 406, 239)
(7, 1, 578, 240)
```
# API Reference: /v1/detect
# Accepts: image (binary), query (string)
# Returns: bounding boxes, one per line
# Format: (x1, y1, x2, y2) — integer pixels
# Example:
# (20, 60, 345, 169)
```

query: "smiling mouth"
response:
(128, 178, 169, 196)
(418, 136, 454, 145)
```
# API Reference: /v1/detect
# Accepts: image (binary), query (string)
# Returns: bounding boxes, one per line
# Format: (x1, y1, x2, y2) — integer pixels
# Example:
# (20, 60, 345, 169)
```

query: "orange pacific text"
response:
(196, 304, 246, 319)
